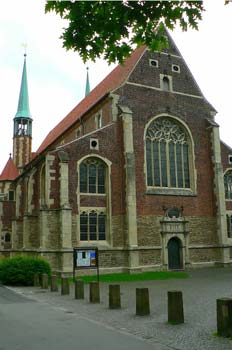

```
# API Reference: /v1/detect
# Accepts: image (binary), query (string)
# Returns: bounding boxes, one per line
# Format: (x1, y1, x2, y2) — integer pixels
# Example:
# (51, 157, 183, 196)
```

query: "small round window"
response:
(150, 59, 158, 68)
(172, 65, 180, 73)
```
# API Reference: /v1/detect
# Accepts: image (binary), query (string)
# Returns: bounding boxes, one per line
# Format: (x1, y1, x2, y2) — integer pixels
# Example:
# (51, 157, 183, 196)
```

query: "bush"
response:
(0, 256, 51, 286)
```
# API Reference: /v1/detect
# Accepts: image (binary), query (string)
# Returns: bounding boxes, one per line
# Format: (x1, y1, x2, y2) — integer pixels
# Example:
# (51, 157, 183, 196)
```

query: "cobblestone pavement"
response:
(10, 267, 232, 350)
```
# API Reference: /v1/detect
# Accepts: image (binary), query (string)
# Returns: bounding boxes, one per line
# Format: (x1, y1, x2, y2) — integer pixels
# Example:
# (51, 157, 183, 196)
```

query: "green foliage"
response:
(0, 256, 51, 286)
(75, 271, 189, 284)
(45, 1, 204, 64)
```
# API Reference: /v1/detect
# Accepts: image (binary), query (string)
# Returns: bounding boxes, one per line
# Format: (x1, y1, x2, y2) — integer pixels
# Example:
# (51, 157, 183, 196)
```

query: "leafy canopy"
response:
(45, 1, 205, 63)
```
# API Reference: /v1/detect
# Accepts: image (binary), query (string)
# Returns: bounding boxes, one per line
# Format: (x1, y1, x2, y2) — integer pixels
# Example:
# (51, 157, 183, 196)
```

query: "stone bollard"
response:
(109, 284, 121, 309)
(89, 281, 100, 303)
(75, 280, 84, 299)
(168, 290, 184, 324)
(41, 273, 48, 289)
(217, 298, 232, 337)
(50, 275, 58, 292)
(61, 277, 70, 295)
(136, 288, 150, 316)
(34, 273, 40, 287)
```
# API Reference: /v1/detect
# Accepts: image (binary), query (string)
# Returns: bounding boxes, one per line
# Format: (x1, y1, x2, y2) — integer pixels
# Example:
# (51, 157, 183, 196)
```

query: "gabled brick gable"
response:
(36, 46, 146, 155)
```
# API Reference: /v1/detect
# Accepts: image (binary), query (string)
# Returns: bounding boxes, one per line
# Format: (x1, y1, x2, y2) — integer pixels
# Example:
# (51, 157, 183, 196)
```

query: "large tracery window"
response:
(80, 158, 105, 194)
(146, 117, 191, 189)
(224, 170, 232, 200)
(80, 211, 106, 241)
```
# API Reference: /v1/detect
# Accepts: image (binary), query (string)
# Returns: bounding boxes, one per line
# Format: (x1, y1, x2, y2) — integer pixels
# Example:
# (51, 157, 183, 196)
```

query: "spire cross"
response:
(22, 43, 27, 57)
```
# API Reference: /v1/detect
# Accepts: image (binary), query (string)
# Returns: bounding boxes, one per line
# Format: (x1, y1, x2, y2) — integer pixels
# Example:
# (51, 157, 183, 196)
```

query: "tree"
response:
(45, 1, 205, 64)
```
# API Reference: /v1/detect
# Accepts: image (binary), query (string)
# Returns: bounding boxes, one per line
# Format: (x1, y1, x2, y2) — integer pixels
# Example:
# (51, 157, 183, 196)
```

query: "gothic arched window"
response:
(224, 170, 232, 199)
(80, 211, 106, 241)
(80, 158, 106, 194)
(145, 117, 191, 189)
(5, 232, 11, 242)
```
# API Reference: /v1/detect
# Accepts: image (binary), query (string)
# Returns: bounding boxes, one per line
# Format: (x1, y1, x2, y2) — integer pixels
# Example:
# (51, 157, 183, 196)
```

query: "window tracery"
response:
(80, 158, 105, 194)
(145, 117, 191, 189)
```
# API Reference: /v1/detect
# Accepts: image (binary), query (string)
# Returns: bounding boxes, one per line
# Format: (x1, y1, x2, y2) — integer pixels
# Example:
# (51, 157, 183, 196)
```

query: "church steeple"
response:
(13, 54, 33, 170)
(85, 67, 90, 96)
(15, 54, 31, 119)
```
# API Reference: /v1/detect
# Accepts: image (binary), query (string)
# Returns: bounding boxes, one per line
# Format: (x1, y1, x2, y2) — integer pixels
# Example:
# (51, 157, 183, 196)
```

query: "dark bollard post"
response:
(50, 275, 58, 292)
(89, 281, 100, 303)
(61, 277, 70, 295)
(41, 273, 48, 289)
(217, 298, 232, 337)
(136, 288, 150, 316)
(109, 284, 121, 309)
(168, 290, 184, 324)
(75, 280, 84, 299)
(34, 273, 40, 287)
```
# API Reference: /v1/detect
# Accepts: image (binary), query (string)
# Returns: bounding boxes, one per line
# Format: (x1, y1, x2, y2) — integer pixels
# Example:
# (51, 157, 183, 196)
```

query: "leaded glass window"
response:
(145, 117, 191, 189)
(79, 158, 106, 194)
(224, 171, 232, 200)
(80, 211, 106, 241)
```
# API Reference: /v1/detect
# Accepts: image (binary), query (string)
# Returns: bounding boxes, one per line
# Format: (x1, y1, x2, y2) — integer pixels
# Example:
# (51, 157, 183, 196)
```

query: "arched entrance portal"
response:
(168, 238, 182, 270)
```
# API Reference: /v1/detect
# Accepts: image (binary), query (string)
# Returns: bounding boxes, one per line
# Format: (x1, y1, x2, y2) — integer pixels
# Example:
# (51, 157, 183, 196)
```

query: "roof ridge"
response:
(36, 45, 146, 155)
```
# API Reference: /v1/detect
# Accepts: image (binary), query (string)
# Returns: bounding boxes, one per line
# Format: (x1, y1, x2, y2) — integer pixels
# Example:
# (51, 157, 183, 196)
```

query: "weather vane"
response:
(22, 43, 27, 57)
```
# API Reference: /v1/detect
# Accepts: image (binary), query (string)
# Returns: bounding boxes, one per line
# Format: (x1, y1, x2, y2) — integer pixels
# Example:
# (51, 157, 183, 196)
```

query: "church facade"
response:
(1, 32, 232, 274)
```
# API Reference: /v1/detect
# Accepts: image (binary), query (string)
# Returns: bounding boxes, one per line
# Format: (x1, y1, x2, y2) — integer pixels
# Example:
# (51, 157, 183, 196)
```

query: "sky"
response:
(0, 0, 231, 171)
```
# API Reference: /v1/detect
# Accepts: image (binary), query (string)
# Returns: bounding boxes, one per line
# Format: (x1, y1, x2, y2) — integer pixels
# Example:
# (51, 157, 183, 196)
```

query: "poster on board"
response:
(76, 249, 97, 268)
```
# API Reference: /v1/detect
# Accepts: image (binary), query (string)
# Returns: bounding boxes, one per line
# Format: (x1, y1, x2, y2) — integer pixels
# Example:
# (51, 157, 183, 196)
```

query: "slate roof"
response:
(0, 157, 19, 181)
(36, 46, 146, 154)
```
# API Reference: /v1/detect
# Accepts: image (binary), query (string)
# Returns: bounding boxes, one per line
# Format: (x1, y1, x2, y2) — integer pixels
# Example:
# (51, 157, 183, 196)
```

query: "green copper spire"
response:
(85, 67, 90, 97)
(15, 54, 31, 118)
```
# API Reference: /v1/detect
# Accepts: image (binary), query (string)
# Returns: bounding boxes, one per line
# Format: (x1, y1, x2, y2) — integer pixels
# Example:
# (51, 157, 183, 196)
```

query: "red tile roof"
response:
(37, 46, 146, 154)
(31, 152, 37, 160)
(0, 158, 19, 181)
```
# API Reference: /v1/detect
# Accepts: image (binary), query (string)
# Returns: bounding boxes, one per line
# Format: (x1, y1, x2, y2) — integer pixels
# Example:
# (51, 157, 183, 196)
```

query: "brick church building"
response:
(0, 31, 232, 274)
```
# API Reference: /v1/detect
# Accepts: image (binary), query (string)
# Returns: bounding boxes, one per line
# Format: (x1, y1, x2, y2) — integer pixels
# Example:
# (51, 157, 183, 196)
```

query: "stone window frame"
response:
(160, 74, 173, 92)
(149, 59, 159, 68)
(90, 138, 99, 151)
(224, 168, 232, 201)
(172, 64, 181, 73)
(77, 155, 112, 246)
(144, 114, 196, 196)
(95, 110, 103, 129)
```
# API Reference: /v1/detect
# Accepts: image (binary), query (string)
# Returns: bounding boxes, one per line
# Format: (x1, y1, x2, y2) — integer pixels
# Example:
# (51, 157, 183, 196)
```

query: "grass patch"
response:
(74, 271, 189, 284)
(213, 331, 232, 340)
(168, 320, 184, 325)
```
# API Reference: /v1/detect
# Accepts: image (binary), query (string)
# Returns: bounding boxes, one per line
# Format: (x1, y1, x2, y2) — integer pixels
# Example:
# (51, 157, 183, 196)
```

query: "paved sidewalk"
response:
(10, 267, 232, 350)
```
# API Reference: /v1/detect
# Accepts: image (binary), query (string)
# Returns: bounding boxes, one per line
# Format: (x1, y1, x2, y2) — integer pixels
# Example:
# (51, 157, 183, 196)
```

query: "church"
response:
(0, 31, 232, 275)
